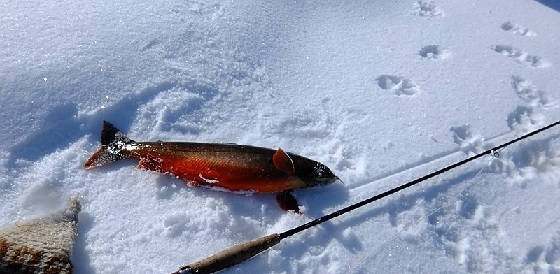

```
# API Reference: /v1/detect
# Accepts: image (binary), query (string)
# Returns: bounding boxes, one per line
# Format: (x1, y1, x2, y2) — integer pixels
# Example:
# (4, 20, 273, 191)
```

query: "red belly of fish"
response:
(138, 155, 305, 193)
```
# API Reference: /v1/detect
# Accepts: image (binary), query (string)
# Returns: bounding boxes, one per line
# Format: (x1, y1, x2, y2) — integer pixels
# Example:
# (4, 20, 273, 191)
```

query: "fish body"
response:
(84, 121, 337, 211)
(121, 142, 313, 192)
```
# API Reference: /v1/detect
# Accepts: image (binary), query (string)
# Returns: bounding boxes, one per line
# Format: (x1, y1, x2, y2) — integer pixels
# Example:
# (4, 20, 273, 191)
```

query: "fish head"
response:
(291, 155, 338, 187)
(309, 162, 338, 186)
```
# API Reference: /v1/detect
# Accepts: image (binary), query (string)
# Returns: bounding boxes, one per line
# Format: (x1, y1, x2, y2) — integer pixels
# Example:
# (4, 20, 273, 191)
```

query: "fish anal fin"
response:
(276, 191, 301, 214)
(273, 148, 295, 175)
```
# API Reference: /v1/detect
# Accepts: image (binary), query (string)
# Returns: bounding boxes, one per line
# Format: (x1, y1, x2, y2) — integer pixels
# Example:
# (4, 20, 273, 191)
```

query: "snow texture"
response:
(1, 0, 560, 273)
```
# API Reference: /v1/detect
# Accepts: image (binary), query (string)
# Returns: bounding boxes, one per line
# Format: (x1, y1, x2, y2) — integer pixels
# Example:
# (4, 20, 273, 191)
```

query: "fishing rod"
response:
(172, 120, 560, 274)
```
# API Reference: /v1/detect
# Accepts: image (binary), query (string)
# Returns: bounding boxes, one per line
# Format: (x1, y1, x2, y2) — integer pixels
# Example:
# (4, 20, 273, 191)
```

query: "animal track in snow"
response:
(488, 135, 560, 182)
(492, 45, 550, 68)
(506, 76, 552, 132)
(429, 195, 510, 272)
(509, 138, 560, 174)
(376, 75, 420, 96)
(413, 1, 444, 17)
(419, 45, 451, 59)
(511, 76, 549, 107)
(523, 233, 560, 272)
(456, 194, 483, 220)
(507, 105, 545, 131)
(450, 124, 484, 155)
(501, 22, 536, 37)
(386, 186, 510, 272)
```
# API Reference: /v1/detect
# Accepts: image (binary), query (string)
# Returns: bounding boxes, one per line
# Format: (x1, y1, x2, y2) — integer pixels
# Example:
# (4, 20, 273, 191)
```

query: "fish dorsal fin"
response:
(273, 148, 295, 175)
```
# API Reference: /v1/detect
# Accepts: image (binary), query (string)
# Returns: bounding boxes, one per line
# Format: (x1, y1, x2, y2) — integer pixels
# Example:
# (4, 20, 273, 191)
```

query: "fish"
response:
(84, 121, 337, 212)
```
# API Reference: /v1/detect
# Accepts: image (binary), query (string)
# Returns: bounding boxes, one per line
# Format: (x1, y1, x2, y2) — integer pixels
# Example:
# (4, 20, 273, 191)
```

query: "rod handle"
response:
(173, 233, 281, 274)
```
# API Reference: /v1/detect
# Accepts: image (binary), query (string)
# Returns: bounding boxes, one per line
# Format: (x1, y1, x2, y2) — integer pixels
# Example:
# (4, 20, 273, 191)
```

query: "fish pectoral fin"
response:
(275, 191, 301, 214)
(273, 148, 295, 175)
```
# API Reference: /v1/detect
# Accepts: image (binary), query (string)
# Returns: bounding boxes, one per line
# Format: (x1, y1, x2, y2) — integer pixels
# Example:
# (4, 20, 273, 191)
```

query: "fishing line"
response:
(173, 119, 560, 274)
(280, 121, 559, 239)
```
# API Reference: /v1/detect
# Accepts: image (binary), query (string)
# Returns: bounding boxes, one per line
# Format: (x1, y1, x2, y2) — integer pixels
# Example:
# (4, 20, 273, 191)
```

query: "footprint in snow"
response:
(492, 45, 550, 68)
(507, 108, 542, 133)
(419, 45, 451, 60)
(511, 76, 550, 107)
(487, 134, 560, 180)
(456, 193, 483, 220)
(413, 1, 444, 17)
(501, 21, 536, 37)
(507, 76, 552, 132)
(507, 105, 545, 131)
(450, 124, 484, 155)
(376, 75, 420, 96)
(524, 233, 560, 272)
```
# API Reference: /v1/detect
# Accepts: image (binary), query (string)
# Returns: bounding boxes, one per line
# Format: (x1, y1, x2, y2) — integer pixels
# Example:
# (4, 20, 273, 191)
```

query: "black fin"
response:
(276, 191, 301, 214)
(84, 121, 134, 169)
(101, 120, 133, 145)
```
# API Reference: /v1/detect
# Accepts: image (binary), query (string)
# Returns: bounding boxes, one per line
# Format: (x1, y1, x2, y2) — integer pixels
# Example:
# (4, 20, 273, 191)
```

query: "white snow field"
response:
(2, 0, 560, 273)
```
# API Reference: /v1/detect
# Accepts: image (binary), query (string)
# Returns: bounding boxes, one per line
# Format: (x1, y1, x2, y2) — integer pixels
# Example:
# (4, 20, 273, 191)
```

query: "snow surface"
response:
(1, 0, 560, 273)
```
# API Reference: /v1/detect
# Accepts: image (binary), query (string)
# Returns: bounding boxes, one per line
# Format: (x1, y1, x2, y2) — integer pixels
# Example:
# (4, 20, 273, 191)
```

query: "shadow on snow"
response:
(7, 80, 219, 168)
(536, 0, 560, 12)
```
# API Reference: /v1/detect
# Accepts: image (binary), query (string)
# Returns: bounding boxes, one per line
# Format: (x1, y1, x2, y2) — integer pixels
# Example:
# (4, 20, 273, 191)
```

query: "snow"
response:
(1, 0, 560, 273)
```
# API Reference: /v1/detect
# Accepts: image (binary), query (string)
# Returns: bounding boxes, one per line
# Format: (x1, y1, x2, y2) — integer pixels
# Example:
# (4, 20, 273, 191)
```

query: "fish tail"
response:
(84, 121, 135, 169)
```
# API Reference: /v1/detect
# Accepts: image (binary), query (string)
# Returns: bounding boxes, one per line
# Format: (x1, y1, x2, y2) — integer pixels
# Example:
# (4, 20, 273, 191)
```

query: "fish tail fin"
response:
(84, 121, 135, 169)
